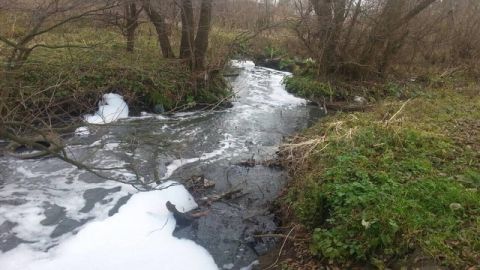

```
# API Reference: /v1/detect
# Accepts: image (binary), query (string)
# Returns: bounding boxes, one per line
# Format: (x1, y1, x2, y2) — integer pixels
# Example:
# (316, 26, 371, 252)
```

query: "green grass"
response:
(283, 73, 432, 102)
(283, 75, 335, 101)
(282, 83, 480, 268)
(0, 21, 232, 124)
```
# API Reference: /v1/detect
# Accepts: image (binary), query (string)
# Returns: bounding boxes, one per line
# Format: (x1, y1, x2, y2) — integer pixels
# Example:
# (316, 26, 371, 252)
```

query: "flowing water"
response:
(0, 61, 322, 269)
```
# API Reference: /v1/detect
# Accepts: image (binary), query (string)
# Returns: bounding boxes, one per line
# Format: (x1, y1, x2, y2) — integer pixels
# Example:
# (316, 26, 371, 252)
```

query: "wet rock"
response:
(153, 104, 165, 114)
(354, 96, 367, 104)
(166, 201, 195, 227)
(449, 203, 462, 210)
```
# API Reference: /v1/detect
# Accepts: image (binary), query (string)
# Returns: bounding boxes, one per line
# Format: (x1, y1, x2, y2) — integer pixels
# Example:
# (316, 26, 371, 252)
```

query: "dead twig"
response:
(253, 233, 308, 242)
(385, 98, 411, 126)
(264, 225, 297, 270)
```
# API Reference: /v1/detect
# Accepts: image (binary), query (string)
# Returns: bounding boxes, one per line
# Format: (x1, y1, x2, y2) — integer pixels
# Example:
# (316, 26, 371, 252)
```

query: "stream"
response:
(0, 61, 322, 269)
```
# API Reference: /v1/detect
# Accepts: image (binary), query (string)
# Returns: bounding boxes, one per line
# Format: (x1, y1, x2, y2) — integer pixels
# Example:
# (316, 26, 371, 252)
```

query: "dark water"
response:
(0, 61, 322, 269)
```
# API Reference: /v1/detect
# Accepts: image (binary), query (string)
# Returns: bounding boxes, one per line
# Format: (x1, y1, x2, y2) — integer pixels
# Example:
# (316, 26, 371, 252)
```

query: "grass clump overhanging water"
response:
(283, 75, 335, 101)
(281, 62, 456, 104)
(281, 81, 480, 268)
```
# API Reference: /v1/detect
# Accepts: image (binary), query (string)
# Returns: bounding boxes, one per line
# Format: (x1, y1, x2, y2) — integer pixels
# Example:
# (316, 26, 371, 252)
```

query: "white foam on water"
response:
(242, 69, 305, 108)
(230, 60, 255, 69)
(230, 60, 306, 113)
(0, 182, 218, 270)
(75, 93, 129, 135)
(85, 93, 129, 124)
(268, 73, 306, 106)
(240, 260, 259, 270)
(104, 142, 120, 151)
(74, 126, 90, 136)
(0, 163, 136, 251)
(222, 263, 234, 269)
(162, 133, 242, 180)
(173, 111, 198, 117)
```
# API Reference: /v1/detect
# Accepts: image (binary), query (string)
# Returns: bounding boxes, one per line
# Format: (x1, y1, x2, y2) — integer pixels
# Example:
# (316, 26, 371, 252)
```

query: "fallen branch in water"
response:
(0, 124, 155, 190)
(166, 201, 210, 226)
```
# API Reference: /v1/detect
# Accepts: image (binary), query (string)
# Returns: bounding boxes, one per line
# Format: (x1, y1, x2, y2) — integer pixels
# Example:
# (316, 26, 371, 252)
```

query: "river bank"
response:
(266, 76, 480, 269)
(0, 25, 236, 133)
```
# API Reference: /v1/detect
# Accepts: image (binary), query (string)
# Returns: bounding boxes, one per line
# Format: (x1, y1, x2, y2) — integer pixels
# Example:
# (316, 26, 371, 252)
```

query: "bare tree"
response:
(193, 0, 213, 71)
(292, 0, 439, 78)
(179, 0, 195, 60)
(124, 1, 140, 52)
(359, 0, 437, 73)
(143, 0, 175, 58)
(0, 1, 119, 69)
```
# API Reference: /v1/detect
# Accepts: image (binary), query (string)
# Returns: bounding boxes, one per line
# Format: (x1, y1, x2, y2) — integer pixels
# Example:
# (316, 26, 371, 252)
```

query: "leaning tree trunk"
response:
(125, 2, 139, 52)
(193, 0, 213, 71)
(359, 0, 404, 68)
(359, 0, 436, 73)
(143, 0, 175, 58)
(180, 0, 195, 61)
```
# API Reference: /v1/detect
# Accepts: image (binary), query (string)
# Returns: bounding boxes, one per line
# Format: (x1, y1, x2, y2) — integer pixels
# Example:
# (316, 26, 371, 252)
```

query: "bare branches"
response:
(0, 122, 152, 190)
(0, 1, 120, 69)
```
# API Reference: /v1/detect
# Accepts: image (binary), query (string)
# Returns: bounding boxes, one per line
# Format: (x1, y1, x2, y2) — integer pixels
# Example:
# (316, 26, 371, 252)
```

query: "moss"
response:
(282, 84, 480, 267)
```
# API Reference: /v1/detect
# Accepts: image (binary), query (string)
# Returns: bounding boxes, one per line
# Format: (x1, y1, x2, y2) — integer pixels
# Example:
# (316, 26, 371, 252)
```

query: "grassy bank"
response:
(0, 22, 234, 127)
(278, 78, 480, 268)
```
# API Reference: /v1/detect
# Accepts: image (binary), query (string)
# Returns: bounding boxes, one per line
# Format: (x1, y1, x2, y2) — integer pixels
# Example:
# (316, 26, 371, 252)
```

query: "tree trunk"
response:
(143, 0, 175, 58)
(125, 2, 139, 52)
(194, 0, 213, 71)
(359, 0, 436, 73)
(359, 0, 404, 67)
(311, 0, 345, 76)
(341, 0, 362, 55)
(180, 0, 195, 61)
